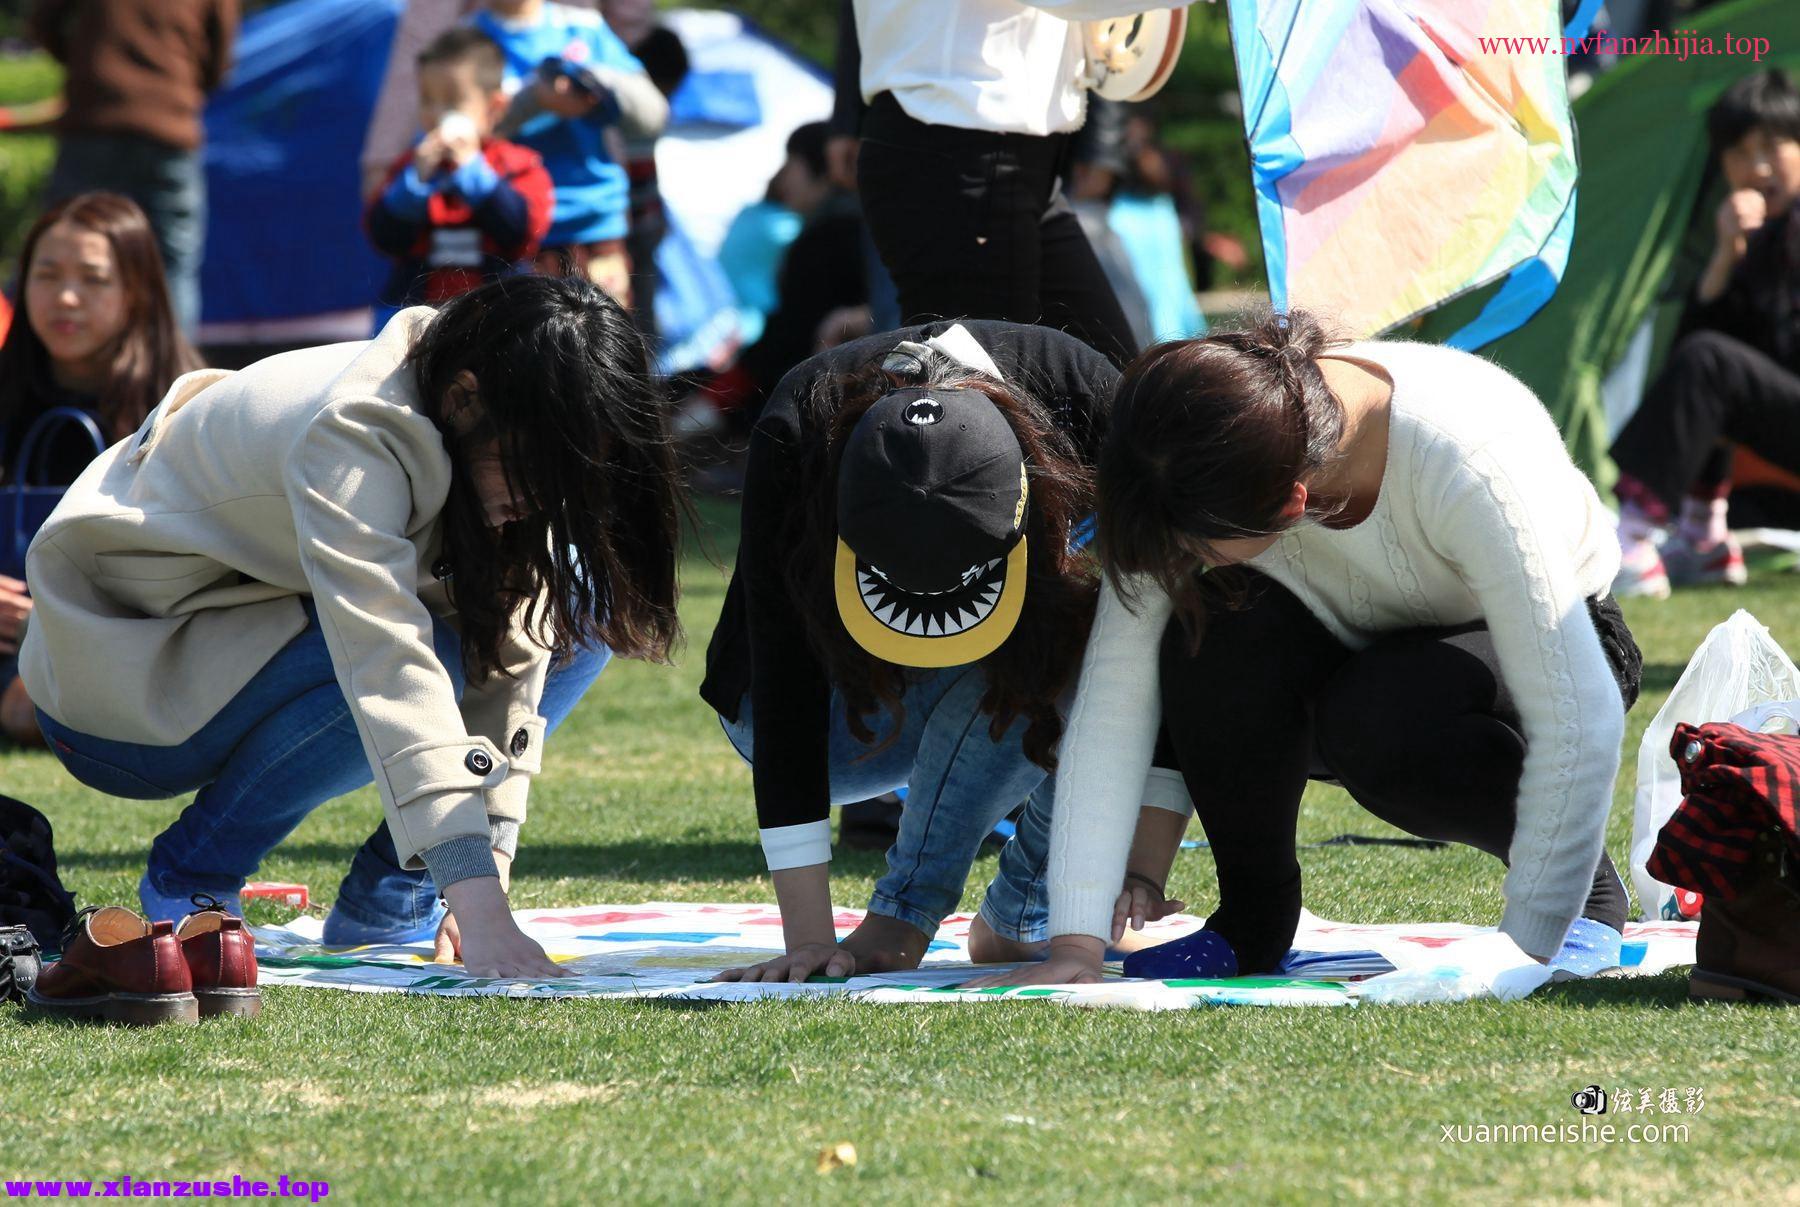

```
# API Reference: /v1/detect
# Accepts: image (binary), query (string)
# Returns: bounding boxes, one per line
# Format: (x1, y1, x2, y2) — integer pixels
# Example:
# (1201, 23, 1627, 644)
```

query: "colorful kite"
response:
(1226, 0, 1595, 345)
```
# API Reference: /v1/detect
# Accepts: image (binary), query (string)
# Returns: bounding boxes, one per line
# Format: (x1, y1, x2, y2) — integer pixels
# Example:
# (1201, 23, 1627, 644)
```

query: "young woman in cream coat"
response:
(21, 276, 683, 977)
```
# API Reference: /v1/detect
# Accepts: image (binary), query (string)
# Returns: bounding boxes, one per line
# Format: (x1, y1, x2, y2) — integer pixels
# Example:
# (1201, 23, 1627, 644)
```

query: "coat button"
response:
(510, 728, 530, 758)
(465, 749, 493, 775)
(1681, 740, 1702, 764)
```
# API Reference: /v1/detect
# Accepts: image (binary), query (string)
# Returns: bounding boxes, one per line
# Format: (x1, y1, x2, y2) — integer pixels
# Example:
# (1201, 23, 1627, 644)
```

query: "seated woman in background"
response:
(0, 192, 201, 745)
(1612, 70, 1800, 597)
(20, 276, 683, 974)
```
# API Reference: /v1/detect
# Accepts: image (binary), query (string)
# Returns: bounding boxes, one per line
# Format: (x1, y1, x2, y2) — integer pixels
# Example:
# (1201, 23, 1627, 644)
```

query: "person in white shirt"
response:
(968, 311, 1645, 988)
(849, 0, 1197, 369)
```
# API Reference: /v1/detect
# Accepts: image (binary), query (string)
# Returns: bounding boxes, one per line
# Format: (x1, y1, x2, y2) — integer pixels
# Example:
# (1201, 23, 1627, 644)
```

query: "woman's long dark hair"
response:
(783, 353, 1098, 770)
(1098, 309, 1347, 644)
(408, 274, 683, 677)
(0, 193, 201, 442)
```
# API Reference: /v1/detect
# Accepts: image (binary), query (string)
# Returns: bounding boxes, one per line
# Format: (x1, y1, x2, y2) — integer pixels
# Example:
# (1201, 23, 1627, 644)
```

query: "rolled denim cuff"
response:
(419, 834, 499, 889)
(488, 815, 521, 860)
(865, 892, 943, 941)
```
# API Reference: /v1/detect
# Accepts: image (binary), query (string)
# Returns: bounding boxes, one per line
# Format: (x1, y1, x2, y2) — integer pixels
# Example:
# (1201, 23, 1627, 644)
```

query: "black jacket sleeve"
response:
(1676, 206, 1798, 366)
(740, 390, 835, 833)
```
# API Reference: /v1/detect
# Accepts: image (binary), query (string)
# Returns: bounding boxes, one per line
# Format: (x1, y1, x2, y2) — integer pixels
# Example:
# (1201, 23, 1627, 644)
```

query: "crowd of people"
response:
(0, 0, 1795, 1021)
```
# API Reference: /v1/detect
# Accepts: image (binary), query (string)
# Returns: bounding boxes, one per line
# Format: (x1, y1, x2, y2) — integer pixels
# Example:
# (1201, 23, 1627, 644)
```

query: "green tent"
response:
(1415, 0, 1800, 485)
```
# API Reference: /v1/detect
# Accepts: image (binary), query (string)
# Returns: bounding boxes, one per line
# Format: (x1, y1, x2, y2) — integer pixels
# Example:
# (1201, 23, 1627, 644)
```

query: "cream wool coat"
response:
(19, 308, 551, 872)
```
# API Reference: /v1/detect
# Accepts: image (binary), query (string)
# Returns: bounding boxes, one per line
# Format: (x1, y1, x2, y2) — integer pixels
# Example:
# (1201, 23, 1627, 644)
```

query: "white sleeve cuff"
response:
(1141, 767, 1193, 816)
(759, 820, 833, 871)
(1051, 884, 1118, 945)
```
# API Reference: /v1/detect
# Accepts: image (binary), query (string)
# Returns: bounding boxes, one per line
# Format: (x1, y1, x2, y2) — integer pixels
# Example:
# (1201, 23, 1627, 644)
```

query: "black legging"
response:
(856, 92, 1139, 369)
(1611, 329, 1800, 511)
(1159, 572, 1640, 973)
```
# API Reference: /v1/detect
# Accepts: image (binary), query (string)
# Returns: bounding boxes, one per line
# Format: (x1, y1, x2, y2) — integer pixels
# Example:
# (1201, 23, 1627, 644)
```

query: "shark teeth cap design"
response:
(855, 557, 1006, 638)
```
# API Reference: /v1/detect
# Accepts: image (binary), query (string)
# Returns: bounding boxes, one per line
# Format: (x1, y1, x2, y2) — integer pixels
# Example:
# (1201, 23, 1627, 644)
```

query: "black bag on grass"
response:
(0, 794, 77, 954)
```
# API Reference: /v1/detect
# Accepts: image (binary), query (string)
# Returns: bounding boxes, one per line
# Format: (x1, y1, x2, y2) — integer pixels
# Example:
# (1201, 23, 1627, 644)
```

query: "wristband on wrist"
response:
(1122, 870, 1166, 898)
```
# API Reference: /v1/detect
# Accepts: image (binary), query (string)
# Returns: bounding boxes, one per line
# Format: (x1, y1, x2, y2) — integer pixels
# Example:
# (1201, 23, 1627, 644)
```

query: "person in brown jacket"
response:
(31, 0, 241, 334)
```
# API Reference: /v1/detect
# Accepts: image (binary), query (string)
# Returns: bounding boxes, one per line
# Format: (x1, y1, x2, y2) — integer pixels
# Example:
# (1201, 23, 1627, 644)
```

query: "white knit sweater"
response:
(1047, 340, 1626, 960)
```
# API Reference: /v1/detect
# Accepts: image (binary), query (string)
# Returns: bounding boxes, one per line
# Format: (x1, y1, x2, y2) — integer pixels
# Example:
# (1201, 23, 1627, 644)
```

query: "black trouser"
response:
(856, 92, 1139, 369)
(1158, 573, 1641, 973)
(1611, 330, 1800, 511)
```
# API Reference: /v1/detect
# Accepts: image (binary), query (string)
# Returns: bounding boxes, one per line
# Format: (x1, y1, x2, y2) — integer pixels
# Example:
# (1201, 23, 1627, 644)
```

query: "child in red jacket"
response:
(366, 27, 552, 325)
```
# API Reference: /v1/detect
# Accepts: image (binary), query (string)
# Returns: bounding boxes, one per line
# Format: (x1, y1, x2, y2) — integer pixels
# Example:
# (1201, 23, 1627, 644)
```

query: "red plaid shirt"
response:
(1647, 721, 1800, 899)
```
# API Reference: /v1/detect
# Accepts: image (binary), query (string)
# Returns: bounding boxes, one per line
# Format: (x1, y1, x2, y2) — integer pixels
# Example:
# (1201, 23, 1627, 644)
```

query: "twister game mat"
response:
(252, 904, 1699, 1009)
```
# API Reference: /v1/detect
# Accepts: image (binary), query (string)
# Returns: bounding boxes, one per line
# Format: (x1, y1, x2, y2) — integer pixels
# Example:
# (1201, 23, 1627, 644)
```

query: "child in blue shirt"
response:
(472, 0, 667, 306)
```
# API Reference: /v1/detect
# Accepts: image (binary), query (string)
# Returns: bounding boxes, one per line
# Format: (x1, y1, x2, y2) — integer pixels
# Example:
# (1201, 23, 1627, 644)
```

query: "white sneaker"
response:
(1660, 531, 1748, 587)
(1612, 538, 1671, 599)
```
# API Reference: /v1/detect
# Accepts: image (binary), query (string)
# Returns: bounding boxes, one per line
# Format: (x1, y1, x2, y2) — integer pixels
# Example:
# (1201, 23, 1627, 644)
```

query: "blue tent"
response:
(201, 0, 403, 330)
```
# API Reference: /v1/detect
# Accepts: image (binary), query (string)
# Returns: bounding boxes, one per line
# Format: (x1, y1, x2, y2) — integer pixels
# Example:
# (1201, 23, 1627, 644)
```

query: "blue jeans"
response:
(46, 132, 205, 333)
(720, 667, 1057, 942)
(39, 602, 609, 929)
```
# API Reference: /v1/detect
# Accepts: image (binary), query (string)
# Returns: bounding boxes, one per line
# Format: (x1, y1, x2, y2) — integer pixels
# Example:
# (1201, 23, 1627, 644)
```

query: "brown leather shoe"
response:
(26, 906, 198, 1025)
(176, 899, 261, 1018)
(1691, 831, 1800, 1005)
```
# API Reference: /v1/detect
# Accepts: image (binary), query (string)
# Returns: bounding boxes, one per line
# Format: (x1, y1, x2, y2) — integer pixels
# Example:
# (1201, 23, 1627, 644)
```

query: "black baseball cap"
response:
(834, 379, 1029, 667)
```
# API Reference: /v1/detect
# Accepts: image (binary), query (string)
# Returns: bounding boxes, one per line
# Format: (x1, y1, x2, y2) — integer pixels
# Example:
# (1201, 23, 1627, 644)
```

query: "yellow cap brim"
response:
(834, 537, 1028, 668)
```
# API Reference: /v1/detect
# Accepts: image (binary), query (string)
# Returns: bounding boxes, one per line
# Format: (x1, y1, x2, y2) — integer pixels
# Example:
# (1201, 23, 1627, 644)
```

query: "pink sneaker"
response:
(1613, 538, 1671, 599)
(1661, 532, 1748, 587)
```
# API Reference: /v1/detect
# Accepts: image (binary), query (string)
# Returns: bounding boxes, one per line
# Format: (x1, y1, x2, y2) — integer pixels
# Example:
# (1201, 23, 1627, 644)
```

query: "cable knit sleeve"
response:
(1434, 449, 1626, 960)
(1046, 573, 1173, 941)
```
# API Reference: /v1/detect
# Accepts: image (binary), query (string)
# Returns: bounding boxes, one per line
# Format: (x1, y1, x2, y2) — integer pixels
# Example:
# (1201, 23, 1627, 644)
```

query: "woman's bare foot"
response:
(1110, 925, 1170, 954)
(838, 913, 931, 973)
(967, 913, 1049, 965)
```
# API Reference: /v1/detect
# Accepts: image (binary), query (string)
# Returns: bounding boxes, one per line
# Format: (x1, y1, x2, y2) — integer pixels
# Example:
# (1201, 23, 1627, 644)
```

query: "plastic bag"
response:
(1629, 610, 1800, 918)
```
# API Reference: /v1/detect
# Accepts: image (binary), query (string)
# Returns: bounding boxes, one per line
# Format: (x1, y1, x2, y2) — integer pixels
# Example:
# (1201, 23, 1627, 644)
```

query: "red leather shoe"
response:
(26, 906, 198, 1025)
(176, 897, 261, 1018)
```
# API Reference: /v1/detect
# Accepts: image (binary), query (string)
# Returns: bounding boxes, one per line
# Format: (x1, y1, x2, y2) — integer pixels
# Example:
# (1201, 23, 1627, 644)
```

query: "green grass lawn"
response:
(2, 499, 1798, 1203)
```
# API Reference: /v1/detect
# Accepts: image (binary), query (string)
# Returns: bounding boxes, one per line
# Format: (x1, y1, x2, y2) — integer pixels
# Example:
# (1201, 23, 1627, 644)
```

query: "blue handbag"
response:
(0, 407, 107, 579)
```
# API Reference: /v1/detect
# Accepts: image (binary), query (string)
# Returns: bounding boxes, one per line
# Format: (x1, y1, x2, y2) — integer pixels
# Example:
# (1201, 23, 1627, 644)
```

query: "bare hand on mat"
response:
(437, 875, 567, 979)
